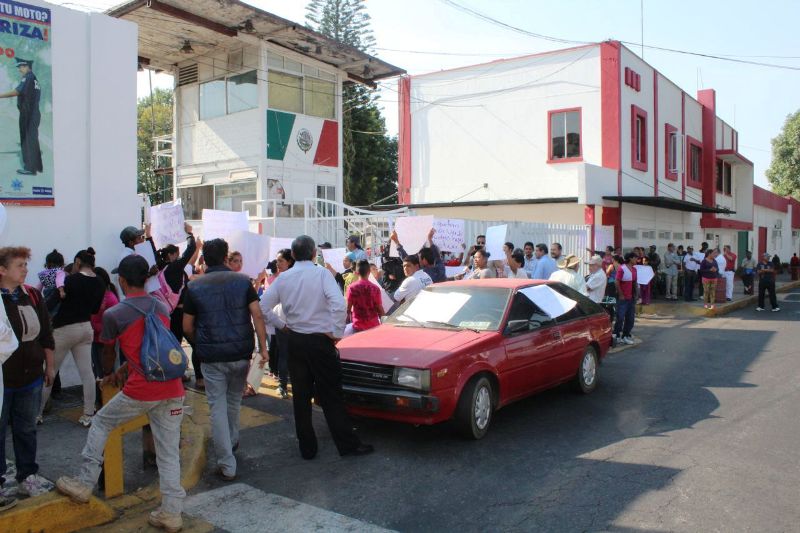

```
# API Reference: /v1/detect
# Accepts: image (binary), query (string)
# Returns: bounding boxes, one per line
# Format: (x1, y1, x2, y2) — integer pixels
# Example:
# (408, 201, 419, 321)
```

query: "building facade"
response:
(398, 41, 798, 258)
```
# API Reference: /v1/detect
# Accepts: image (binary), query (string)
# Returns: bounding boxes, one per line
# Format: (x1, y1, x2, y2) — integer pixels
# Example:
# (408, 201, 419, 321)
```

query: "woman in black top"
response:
(157, 225, 199, 385)
(39, 249, 105, 427)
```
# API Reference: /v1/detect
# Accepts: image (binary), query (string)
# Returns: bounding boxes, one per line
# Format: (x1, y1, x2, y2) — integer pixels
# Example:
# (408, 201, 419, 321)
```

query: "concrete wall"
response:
(409, 45, 602, 204)
(1, 4, 139, 282)
(413, 202, 587, 225)
(753, 204, 795, 260)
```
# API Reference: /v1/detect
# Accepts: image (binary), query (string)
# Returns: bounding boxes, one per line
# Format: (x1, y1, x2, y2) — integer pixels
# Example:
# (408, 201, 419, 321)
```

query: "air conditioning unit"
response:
(774, 220, 783, 230)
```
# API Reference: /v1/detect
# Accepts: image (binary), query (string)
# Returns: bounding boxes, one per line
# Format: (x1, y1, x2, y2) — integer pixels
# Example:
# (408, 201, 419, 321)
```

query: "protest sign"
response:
(390, 215, 434, 257)
(268, 237, 294, 262)
(445, 265, 467, 278)
(484, 224, 508, 260)
(227, 231, 272, 279)
(150, 200, 186, 249)
(369, 274, 394, 313)
(519, 285, 577, 319)
(432, 219, 465, 252)
(322, 248, 348, 273)
(634, 265, 655, 285)
(201, 209, 248, 241)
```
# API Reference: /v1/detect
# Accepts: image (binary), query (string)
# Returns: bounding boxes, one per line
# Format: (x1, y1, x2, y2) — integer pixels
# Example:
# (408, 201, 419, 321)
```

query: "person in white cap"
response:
(549, 254, 586, 295)
(584, 255, 607, 303)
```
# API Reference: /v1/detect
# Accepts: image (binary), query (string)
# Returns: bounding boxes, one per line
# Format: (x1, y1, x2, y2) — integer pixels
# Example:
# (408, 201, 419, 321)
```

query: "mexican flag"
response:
(266, 109, 339, 167)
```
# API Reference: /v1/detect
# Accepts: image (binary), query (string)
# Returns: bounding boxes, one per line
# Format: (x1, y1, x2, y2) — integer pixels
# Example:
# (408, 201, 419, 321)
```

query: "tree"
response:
(306, 0, 397, 207)
(137, 87, 174, 205)
(766, 110, 800, 199)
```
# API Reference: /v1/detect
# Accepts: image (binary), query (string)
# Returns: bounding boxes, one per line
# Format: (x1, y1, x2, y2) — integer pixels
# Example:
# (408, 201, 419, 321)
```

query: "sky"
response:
(52, 0, 800, 190)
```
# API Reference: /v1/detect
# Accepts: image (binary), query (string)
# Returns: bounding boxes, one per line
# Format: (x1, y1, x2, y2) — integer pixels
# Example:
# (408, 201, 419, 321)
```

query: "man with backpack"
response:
(182, 239, 268, 481)
(56, 255, 187, 533)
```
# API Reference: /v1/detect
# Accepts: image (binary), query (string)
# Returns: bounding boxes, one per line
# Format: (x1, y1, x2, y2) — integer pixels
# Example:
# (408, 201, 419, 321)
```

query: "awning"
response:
(602, 196, 735, 214)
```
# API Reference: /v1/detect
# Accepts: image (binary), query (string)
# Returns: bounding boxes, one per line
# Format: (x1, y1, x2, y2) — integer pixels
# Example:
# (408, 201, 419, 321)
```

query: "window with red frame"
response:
(715, 160, 732, 195)
(631, 105, 647, 171)
(689, 143, 702, 184)
(665, 124, 678, 180)
(548, 109, 581, 161)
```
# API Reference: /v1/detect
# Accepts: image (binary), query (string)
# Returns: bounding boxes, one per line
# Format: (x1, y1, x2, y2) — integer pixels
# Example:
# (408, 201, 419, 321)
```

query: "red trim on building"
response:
(397, 76, 412, 204)
(0, 199, 54, 207)
(630, 104, 648, 172)
(789, 198, 800, 229)
(601, 206, 622, 250)
(600, 41, 621, 176)
(313, 120, 339, 167)
(585, 205, 596, 248)
(653, 71, 658, 195)
(716, 149, 754, 167)
(697, 89, 717, 230)
(758, 226, 768, 258)
(701, 218, 753, 231)
(681, 92, 686, 200)
(753, 185, 790, 212)
(685, 135, 703, 189)
(665, 123, 678, 181)
(546, 107, 583, 164)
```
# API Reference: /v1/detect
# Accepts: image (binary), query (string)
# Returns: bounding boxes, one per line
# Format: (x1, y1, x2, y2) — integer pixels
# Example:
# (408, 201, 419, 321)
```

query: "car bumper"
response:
(343, 385, 440, 412)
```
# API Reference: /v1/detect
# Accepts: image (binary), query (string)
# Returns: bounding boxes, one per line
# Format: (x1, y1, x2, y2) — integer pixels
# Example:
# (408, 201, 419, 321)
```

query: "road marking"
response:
(184, 483, 394, 533)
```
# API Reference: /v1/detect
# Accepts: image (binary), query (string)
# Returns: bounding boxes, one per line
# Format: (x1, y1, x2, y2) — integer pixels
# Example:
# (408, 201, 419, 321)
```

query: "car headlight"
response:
(393, 368, 430, 392)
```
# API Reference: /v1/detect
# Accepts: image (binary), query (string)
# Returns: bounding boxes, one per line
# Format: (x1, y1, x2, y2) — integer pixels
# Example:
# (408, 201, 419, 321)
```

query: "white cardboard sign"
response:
(432, 218, 465, 252)
(634, 265, 655, 285)
(268, 237, 294, 263)
(390, 215, 434, 257)
(321, 248, 348, 273)
(150, 200, 186, 249)
(227, 231, 273, 279)
(368, 274, 394, 314)
(201, 209, 249, 241)
(484, 224, 508, 261)
(519, 285, 577, 319)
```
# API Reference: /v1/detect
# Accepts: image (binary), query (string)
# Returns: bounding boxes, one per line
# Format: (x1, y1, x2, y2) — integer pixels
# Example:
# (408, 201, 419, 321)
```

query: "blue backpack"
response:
(121, 300, 188, 382)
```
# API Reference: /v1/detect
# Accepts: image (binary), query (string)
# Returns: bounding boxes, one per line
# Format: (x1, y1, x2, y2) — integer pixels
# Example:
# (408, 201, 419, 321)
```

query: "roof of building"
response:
(107, 0, 405, 86)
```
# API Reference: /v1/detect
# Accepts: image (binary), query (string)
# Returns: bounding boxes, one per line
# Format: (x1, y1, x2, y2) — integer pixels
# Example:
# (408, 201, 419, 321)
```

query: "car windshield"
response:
(387, 285, 511, 332)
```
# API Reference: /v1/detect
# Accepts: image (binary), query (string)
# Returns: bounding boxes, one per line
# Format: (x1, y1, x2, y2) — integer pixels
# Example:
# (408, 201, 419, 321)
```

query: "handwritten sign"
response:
(432, 218, 465, 252)
(390, 215, 434, 257)
(322, 248, 348, 273)
(484, 224, 508, 261)
(227, 231, 273, 279)
(201, 209, 249, 241)
(150, 200, 186, 249)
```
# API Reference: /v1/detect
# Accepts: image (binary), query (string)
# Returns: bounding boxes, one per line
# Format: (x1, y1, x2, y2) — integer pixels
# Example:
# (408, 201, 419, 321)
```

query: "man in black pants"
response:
(261, 235, 373, 460)
(756, 253, 780, 312)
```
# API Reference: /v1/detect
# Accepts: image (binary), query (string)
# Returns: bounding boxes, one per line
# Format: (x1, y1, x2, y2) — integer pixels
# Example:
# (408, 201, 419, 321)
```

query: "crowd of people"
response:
(0, 220, 791, 529)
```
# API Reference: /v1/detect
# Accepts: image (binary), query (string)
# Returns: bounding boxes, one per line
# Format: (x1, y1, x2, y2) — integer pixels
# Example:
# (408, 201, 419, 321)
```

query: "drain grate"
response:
(783, 293, 800, 301)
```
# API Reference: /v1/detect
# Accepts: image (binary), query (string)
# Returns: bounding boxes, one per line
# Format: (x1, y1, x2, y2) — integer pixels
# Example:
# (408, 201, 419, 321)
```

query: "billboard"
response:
(0, 0, 52, 206)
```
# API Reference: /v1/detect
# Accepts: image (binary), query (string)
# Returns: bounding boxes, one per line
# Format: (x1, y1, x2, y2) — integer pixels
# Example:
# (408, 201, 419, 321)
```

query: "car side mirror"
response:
(505, 319, 530, 334)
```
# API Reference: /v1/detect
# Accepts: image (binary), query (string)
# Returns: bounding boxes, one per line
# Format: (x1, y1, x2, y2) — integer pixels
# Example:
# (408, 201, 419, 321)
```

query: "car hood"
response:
(337, 325, 496, 368)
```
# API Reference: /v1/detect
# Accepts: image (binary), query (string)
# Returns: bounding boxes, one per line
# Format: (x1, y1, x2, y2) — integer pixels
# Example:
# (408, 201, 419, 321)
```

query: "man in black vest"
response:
(183, 239, 268, 480)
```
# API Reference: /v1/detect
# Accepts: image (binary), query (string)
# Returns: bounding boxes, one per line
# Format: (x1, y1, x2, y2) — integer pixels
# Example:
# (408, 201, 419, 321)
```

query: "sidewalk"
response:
(639, 273, 799, 318)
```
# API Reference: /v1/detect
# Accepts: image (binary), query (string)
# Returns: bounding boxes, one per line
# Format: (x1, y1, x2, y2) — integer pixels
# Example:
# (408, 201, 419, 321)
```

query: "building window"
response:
(665, 124, 678, 181)
(687, 137, 702, 187)
(199, 79, 226, 120)
(268, 52, 338, 119)
(716, 160, 733, 195)
(215, 181, 258, 216)
(268, 71, 303, 114)
(304, 77, 336, 119)
(227, 70, 258, 114)
(547, 108, 581, 162)
(179, 185, 214, 220)
(316, 185, 336, 217)
(631, 105, 647, 171)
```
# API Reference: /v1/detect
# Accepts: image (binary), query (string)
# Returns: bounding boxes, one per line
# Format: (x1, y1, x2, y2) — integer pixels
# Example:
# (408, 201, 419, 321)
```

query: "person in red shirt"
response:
(721, 245, 737, 301)
(57, 255, 186, 533)
(345, 260, 384, 335)
(613, 253, 638, 345)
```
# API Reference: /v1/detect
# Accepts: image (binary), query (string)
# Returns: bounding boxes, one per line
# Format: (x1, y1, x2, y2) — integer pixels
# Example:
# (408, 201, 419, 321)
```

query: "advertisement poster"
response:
(0, 0, 53, 206)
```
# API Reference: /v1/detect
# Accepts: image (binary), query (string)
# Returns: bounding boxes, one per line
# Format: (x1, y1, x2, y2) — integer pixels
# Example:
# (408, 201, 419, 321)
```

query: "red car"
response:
(337, 279, 613, 439)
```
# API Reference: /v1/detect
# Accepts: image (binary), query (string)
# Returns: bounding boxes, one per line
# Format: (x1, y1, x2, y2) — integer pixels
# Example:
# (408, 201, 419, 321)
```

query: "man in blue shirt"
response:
(532, 243, 557, 280)
(0, 59, 43, 175)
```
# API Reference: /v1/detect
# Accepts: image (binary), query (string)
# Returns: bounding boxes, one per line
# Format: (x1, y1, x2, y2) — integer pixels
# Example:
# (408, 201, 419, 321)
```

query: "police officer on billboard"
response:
(0, 58, 43, 175)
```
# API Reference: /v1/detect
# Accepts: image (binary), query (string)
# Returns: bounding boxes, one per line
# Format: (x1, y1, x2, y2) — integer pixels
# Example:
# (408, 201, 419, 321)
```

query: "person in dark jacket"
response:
(182, 239, 268, 480)
(0, 59, 42, 175)
(0, 246, 54, 501)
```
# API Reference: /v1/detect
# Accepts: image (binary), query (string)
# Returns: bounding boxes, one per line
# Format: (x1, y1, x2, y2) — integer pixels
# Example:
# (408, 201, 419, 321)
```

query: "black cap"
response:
(15, 58, 33, 68)
(119, 226, 144, 244)
(114, 254, 148, 281)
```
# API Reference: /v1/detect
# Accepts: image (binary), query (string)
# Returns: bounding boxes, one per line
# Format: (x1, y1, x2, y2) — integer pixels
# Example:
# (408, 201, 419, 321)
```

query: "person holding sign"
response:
(391, 229, 446, 283)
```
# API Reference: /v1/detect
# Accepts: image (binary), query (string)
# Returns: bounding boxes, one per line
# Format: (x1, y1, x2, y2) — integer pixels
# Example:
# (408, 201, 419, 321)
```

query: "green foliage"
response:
(306, 0, 397, 207)
(137, 87, 174, 205)
(766, 110, 800, 199)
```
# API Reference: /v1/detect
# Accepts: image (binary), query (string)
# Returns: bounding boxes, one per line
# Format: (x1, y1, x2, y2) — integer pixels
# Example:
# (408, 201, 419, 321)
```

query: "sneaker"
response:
(56, 476, 92, 503)
(709, 305, 715, 310)
(621, 337, 635, 345)
(756, 307, 764, 312)
(78, 415, 93, 427)
(148, 509, 183, 533)
(19, 474, 51, 497)
(0, 495, 17, 512)
(215, 467, 236, 482)
(278, 386, 289, 399)
(772, 307, 780, 312)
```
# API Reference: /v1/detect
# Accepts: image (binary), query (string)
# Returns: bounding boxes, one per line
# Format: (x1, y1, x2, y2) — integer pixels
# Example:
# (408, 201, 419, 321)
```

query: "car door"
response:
(549, 284, 592, 382)
(500, 292, 563, 401)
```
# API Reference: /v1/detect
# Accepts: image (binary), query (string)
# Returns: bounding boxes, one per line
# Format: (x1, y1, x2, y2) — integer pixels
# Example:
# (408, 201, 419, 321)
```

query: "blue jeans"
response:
(203, 360, 249, 476)
(1, 381, 43, 484)
(613, 299, 635, 338)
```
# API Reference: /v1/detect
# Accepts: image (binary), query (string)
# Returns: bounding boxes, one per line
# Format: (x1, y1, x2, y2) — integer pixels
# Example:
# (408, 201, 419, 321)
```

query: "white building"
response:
(398, 41, 797, 259)
(110, 0, 403, 239)
(1, 1, 139, 281)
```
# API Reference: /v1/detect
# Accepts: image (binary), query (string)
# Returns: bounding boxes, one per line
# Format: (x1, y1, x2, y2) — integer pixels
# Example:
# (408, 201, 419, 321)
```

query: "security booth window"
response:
(179, 185, 213, 220)
(215, 181, 257, 216)
(268, 71, 303, 114)
(227, 71, 258, 114)
(199, 79, 226, 120)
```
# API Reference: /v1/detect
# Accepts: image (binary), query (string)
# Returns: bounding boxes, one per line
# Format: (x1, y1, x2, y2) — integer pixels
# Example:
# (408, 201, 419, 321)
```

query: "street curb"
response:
(640, 280, 800, 318)
(0, 491, 115, 533)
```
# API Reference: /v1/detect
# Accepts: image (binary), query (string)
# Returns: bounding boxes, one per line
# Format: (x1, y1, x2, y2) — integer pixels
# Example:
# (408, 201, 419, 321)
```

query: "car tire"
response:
(573, 345, 598, 394)
(455, 375, 494, 440)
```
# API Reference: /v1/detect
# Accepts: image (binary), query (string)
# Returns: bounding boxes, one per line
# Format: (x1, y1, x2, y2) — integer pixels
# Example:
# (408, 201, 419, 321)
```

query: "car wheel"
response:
(573, 345, 598, 394)
(455, 375, 494, 440)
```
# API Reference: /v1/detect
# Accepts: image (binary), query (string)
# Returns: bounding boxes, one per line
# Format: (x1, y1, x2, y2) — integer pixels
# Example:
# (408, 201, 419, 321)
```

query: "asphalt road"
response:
(192, 288, 800, 532)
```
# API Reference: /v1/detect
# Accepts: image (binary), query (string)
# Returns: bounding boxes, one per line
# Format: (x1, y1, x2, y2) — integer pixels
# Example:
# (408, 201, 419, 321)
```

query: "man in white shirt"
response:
(549, 254, 587, 295)
(683, 245, 702, 301)
(261, 235, 373, 460)
(584, 255, 607, 303)
(393, 254, 433, 304)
